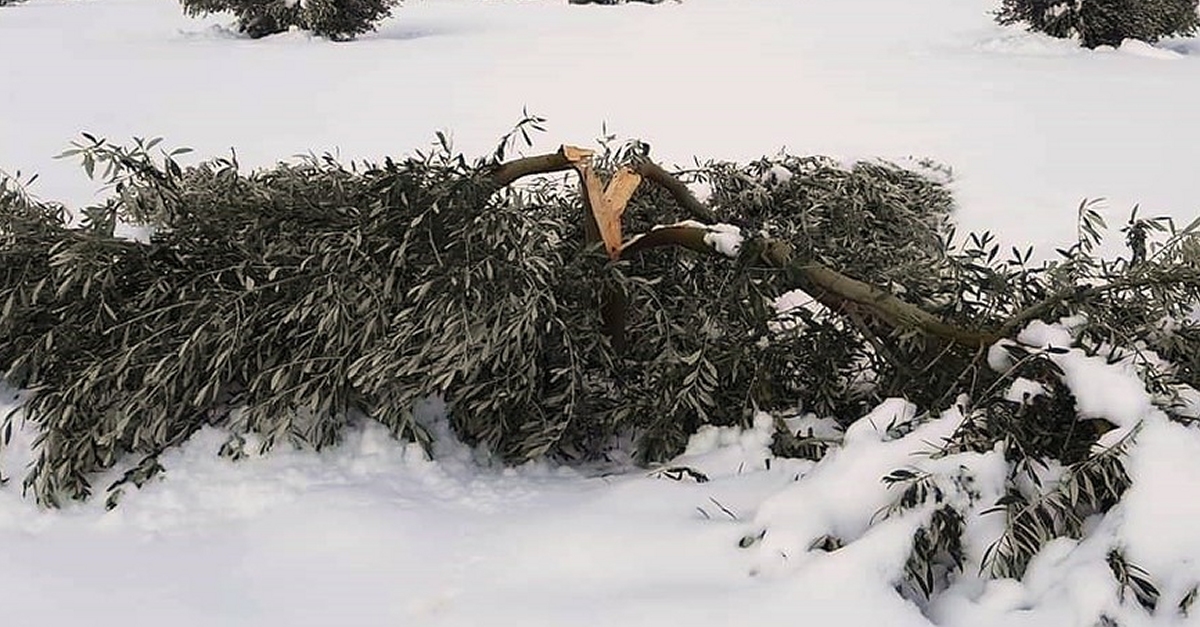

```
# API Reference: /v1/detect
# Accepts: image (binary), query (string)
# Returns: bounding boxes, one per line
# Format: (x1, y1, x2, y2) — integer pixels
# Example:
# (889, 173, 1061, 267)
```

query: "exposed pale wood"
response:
(567, 156, 643, 260)
(602, 168, 642, 218)
(574, 160, 608, 247)
(592, 167, 642, 259)
(562, 145, 595, 163)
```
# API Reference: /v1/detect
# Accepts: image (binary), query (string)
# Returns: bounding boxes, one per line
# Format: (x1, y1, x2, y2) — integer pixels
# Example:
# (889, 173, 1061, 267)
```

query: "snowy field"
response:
(2, 0, 1200, 625)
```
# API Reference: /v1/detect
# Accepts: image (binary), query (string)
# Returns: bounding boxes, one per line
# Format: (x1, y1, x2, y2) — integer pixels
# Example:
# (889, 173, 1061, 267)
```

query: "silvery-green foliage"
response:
(981, 428, 1136, 580)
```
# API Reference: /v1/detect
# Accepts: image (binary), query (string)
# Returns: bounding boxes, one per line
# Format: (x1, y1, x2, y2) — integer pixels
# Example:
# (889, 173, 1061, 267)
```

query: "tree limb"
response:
(998, 268, 1200, 337)
(632, 161, 719, 223)
(783, 257, 1000, 348)
(619, 222, 999, 349)
(487, 147, 581, 190)
(619, 224, 715, 258)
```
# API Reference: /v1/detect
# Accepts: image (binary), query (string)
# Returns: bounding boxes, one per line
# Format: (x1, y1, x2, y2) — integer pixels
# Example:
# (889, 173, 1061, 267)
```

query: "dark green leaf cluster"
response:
(995, 0, 1199, 48)
(879, 405, 1137, 604)
(904, 506, 965, 600)
(950, 345, 1097, 464)
(2, 133, 587, 503)
(930, 201, 1199, 417)
(180, 0, 398, 40)
(1108, 548, 1160, 612)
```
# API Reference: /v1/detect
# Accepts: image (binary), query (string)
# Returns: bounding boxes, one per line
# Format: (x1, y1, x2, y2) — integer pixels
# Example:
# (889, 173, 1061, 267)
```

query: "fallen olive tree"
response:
(0, 123, 1198, 517)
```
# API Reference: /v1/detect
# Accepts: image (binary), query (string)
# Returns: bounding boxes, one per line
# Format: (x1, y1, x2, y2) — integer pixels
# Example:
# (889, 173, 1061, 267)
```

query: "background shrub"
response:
(995, 0, 1199, 48)
(180, 0, 398, 40)
(302, 0, 396, 40)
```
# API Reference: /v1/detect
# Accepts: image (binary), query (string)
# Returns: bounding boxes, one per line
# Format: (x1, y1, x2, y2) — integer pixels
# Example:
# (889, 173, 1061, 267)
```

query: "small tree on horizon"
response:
(180, 0, 398, 40)
(995, 0, 1199, 48)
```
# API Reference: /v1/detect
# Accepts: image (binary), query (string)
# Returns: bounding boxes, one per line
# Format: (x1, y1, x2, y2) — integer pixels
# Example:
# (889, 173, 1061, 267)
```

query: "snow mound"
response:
(1117, 39, 1186, 60)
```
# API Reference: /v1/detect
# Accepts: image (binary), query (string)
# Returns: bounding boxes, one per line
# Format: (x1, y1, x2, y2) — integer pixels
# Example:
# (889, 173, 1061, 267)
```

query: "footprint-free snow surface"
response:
(2, 1, 1200, 625)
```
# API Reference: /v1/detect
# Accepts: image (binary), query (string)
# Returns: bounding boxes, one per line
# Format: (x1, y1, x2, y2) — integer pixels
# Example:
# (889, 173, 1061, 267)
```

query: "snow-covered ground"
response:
(2, 0, 1200, 625)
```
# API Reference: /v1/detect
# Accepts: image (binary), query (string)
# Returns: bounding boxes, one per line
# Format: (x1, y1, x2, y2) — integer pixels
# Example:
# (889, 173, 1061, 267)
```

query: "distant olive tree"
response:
(995, 0, 1199, 48)
(180, 0, 398, 40)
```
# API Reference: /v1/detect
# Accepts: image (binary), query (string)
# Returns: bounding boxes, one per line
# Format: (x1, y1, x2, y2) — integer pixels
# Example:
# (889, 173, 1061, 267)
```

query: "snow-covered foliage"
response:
(649, 220, 744, 257)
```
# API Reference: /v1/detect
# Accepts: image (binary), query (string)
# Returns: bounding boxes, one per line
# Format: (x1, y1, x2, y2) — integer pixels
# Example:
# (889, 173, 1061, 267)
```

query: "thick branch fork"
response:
(487, 145, 1001, 349)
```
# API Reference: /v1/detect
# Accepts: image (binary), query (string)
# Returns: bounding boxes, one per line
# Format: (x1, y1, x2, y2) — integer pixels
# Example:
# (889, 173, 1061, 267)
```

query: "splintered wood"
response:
(562, 145, 642, 259)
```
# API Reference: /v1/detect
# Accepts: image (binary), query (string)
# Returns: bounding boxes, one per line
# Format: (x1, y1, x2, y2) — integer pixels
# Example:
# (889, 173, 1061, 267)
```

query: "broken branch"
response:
(487, 147, 582, 190)
(486, 144, 1000, 349)
(633, 161, 719, 223)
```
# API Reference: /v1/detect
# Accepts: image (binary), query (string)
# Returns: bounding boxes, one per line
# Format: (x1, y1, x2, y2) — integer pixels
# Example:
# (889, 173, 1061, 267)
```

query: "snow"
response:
(3, 0, 1200, 625)
(652, 220, 744, 257)
(1118, 38, 1188, 60)
(1054, 350, 1155, 428)
(701, 222, 743, 258)
(764, 163, 793, 185)
(986, 340, 1017, 372)
(1016, 319, 1076, 350)
(1004, 377, 1046, 403)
